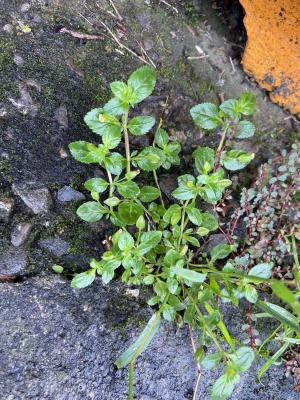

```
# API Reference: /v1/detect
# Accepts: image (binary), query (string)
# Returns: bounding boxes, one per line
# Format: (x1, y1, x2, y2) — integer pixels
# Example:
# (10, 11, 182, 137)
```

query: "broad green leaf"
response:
(211, 373, 240, 400)
(245, 285, 258, 303)
(201, 212, 218, 231)
(52, 264, 63, 274)
(154, 128, 169, 147)
(138, 186, 160, 202)
(230, 346, 255, 372)
(71, 269, 96, 289)
(118, 201, 143, 225)
(162, 142, 181, 169)
(163, 249, 181, 268)
(118, 231, 134, 251)
(163, 204, 182, 225)
(172, 175, 197, 200)
(162, 304, 176, 321)
(201, 185, 224, 205)
(190, 103, 222, 130)
(128, 116, 155, 135)
(256, 301, 300, 332)
(221, 149, 254, 171)
(249, 263, 272, 279)
(104, 196, 120, 207)
(117, 180, 140, 198)
(136, 215, 145, 230)
(103, 97, 129, 116)
(84, 177, 109, 193)
(97, 113, 122, 137)
(137, 231, 162, 255)
(192, 146, 215, 173)
(115, 312, 161, 368)
(172, 186, 195, 201)
(219, 99, 238, 117)
(110, 81, 133, 103)
(127, 66, 156, 105)
(136, 147, 165, 171)
(83, 108, 103, 134)
(69, 141, 101, 164)
(201, 352, 223, 369)
(211, 244, 233, 261)
(76, 201, 106, 222)
(236, 92, 256, 115)
(186, 207, 203, 226)
(171, 267, 207, 283)
(167, 277, 178, 294)
(236, 120, 255, 139)
(105, 152, 124, 175)
(102, 129, 121, 149)
(271, 281, 300, 318)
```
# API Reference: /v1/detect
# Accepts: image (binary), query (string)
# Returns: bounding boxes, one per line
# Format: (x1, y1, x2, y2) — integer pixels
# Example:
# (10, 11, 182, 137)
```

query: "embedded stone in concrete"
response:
(12, 182, 52, 214)
(0, 197, 14, 221)
(11, 222, 32, 247)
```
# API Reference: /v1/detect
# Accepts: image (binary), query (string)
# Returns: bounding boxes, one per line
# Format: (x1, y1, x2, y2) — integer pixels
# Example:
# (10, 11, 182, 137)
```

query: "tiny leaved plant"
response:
(68, 67, 300, 400)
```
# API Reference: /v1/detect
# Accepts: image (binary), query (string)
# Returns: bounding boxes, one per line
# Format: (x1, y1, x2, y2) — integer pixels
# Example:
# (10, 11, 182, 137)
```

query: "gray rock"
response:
(159, 174, 177, 199)
(57, 186, 85, 202)
(54, 105, 68, 129)
(2, 24, 13, 33)
(12, 182, 52, 214)
(0, 197, 14, 221)
(0, 275, 297, 400)
(20, 3, 30, 12)
(8, 82, 40, 117)
(39, 237, 69, 257)
(13, 54, 24, 66)
(204, 233, 227, 253)
(0, 246, 28, 277)
(11, 222, 32, 247)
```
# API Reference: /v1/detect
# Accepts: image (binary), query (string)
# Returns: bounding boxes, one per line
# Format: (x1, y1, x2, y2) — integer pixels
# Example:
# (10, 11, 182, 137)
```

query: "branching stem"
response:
(123, 112, 131, 174)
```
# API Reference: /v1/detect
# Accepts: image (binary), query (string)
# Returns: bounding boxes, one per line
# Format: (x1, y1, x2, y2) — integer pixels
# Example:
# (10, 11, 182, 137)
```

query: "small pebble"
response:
(13, 54, 24, 66)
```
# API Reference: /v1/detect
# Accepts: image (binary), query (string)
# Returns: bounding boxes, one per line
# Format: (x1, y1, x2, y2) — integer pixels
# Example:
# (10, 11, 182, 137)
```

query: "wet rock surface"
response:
(57, 186, 85, 203)
(0, 275, 298, 400)
(0, 0, 299, 398)
(12, 182, 52, 214)
(39, 237, 70, 257)
(11, 222, 32, 247)
(0, 246, 28, 277)
(0, 196, 14, 221)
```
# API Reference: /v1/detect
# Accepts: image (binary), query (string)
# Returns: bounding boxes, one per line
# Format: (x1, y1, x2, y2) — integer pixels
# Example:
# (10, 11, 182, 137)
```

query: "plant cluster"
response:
(229, 144, 300, 270)
(67, 66, 300, 400)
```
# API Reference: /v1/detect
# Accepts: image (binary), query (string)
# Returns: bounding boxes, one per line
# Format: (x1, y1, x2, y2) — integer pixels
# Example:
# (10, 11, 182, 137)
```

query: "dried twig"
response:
(159, 0, 178, 14)
(96, 18, 156, 67)
(229, 56, 236, 72)
(188, 324, 202, 400)
(108, 0, 123, 20)
(60, 27, 104, 40)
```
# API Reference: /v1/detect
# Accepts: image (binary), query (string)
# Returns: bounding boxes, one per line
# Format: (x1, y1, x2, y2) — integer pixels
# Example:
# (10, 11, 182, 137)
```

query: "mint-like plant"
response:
(68, 67, 300, 400)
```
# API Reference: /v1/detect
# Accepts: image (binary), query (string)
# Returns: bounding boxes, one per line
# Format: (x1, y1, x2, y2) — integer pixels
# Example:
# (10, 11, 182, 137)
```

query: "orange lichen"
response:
(240, 0, 300, 114)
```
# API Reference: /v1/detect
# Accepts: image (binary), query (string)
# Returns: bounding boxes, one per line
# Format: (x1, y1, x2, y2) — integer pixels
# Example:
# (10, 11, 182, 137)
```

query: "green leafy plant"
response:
(68, 66, 300, 400)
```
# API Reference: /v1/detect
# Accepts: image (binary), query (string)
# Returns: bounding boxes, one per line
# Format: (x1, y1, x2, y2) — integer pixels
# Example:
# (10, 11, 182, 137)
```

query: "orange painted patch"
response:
(240, 0, 300, 114)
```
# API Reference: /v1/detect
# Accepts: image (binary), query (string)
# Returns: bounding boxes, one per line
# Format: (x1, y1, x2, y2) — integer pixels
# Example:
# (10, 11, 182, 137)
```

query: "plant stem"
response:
(129, 362, 134, 400)
(178, 200, 190, 246)
(123, 112, 131, 174)
(217, 123, 229, 154)
(291, 235, 300, 290)
(187, 291, 227, 357)
(106, 167, 114, 212)
(153, 170, 165, 207)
